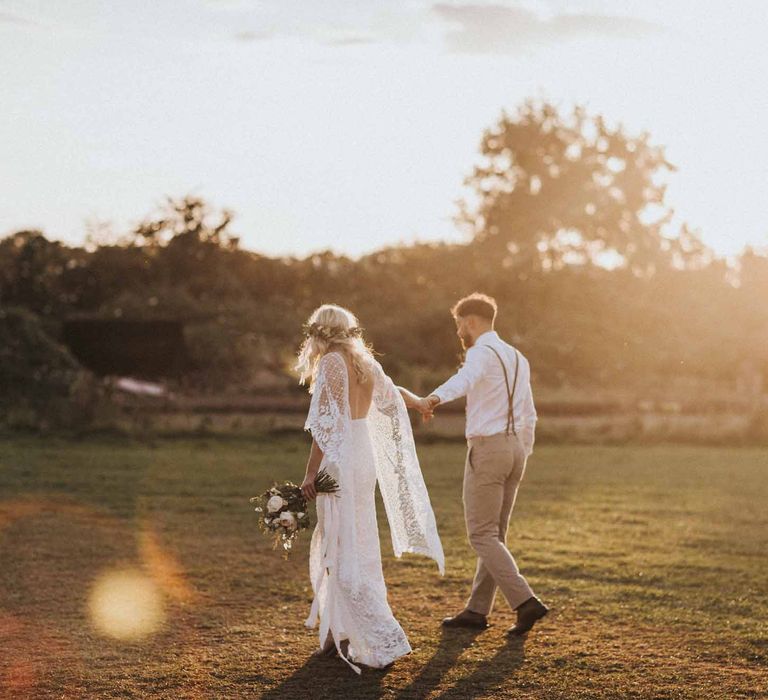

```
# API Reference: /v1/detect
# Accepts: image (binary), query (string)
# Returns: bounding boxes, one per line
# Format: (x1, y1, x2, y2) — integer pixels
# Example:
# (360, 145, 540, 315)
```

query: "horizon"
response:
(2, 0, 767, 260)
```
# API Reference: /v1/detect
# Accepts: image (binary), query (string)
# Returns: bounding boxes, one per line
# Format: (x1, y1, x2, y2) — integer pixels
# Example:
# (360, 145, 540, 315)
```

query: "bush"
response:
(0, 306, 100, 429)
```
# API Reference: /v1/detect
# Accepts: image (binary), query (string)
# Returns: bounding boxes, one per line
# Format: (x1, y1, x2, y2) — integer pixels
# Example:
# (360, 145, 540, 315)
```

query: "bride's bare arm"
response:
(397, 386, 434, 422)
(300, 439, 323, 500)
(396, 386, 421, 408)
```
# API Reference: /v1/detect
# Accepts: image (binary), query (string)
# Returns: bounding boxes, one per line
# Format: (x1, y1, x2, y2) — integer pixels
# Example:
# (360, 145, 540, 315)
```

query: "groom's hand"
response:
(415, 395, 440, 423)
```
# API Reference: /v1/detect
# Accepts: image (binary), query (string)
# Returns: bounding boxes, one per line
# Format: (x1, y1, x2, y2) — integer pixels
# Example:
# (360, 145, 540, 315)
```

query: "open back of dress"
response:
(303, 351, 444, 672)
(338, 352, 373, 420)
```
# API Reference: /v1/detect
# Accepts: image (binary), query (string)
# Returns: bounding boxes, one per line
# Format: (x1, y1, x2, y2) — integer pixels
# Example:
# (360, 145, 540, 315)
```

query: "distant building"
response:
(62, 319, 186, 379)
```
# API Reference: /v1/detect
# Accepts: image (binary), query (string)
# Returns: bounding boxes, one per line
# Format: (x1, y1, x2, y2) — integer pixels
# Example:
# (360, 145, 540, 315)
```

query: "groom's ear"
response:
(464, 315, 478, 331)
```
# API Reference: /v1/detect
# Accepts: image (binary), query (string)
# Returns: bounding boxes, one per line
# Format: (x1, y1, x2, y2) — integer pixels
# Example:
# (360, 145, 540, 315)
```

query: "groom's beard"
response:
(459, 333, 474, 350)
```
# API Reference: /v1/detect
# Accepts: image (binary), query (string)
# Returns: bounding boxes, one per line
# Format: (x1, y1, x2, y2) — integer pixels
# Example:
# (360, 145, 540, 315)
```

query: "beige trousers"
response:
(463, 431, 534, 615)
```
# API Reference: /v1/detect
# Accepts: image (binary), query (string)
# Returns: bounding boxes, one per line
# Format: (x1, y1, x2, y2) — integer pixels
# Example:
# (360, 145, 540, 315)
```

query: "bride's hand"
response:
(301, 474, 318, 501)
(415, 395, 439, 422)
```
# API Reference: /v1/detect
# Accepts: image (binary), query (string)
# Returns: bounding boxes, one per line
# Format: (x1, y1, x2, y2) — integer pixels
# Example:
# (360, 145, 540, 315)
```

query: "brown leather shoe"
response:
(441, 609, 489, 629)
(507, 597, 549, 636)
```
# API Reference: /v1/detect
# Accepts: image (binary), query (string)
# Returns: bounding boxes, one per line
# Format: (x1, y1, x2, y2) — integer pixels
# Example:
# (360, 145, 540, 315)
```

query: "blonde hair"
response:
(295, 304, 374, 391)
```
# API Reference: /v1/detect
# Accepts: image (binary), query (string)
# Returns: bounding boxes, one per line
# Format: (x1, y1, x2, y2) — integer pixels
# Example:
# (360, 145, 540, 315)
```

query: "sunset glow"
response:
(88, 568, 166, 641)
(1, 1, 767, 258)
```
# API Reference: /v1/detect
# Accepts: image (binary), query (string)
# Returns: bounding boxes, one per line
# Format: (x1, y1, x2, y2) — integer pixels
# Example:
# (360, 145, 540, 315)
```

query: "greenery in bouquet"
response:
(250, 469, 339, 554)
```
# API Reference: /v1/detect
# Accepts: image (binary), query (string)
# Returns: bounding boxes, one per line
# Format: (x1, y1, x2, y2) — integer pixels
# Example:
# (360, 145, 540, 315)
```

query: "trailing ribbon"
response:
(304, 495, 360, 674)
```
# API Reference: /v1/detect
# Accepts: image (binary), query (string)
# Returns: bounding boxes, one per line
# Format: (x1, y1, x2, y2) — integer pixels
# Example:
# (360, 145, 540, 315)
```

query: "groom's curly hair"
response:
(451, 293, 497, 322)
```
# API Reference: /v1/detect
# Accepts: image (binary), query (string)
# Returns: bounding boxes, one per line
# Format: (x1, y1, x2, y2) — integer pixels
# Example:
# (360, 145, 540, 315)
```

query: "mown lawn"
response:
(1, 435, 766, 698)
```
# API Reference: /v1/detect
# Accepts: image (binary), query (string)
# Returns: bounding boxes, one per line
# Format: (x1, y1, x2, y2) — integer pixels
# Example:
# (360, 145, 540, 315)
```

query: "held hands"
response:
(413, 394, 441, 423)
(397, 386, 441, 423)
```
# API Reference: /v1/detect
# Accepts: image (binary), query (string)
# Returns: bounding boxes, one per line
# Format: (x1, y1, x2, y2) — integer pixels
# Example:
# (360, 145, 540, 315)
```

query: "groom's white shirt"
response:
(431, 330, 537, 450)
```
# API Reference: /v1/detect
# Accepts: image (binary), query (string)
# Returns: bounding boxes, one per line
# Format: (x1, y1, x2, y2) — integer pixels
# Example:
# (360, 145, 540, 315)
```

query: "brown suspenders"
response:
(485, 345, 520, 437)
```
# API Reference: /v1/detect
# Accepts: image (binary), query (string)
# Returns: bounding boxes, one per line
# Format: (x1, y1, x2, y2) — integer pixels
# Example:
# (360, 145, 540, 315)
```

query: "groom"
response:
(415, 293, 548, 636)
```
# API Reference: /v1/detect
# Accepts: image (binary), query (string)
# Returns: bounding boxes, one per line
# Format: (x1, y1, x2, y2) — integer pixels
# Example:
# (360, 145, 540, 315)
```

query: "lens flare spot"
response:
(88, 568, 165, 641)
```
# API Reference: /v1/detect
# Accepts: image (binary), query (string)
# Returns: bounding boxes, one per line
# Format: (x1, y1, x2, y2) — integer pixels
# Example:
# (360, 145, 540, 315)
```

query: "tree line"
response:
(1, 100, 766, 424)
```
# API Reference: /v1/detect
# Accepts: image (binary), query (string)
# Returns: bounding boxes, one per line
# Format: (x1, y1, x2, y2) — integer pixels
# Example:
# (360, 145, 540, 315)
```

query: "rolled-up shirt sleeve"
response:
(518, 381, 537, 455)
(431, 346, 488, 404)
(520, 382, 537, 427)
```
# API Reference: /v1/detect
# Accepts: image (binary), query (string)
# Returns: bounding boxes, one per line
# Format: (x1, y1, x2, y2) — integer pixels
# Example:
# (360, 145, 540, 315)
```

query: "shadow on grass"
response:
(261, 629, 526, 699)
(393, 627, 487, 700)
(259, 652, 392, 700)
(431, 636, 526, 700)
(261, 628, 488, 700)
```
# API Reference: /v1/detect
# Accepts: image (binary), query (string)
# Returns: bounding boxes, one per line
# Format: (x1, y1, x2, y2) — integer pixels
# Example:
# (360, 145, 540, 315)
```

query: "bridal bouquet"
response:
(250, 469, 339, 554)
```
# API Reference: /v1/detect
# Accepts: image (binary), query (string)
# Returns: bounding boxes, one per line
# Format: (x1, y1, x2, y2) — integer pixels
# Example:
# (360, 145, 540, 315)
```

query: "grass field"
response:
(1, 435, 767, 699)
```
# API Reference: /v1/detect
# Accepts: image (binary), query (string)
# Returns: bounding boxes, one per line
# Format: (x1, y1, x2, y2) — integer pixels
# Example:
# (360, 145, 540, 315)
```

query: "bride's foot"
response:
(313, 635, 338, 658)
(312, 636, 351, 661)
(339, 639, 350, 659)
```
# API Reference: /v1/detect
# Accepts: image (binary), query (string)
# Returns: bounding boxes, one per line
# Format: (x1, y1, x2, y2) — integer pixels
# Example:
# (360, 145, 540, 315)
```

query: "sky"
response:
(1, 0, 767, 259)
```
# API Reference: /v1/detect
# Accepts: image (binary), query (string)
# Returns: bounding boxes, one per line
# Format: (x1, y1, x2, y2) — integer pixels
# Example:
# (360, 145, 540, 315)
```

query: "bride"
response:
(296, 304, 444, 673)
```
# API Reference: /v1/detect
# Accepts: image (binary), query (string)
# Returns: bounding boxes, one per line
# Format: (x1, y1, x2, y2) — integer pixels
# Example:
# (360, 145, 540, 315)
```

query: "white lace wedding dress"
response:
(304, 352, 444, 673)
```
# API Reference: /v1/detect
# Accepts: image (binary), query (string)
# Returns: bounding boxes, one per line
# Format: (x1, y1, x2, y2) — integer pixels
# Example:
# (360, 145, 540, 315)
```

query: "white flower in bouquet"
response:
(267, 495, 286, 513)
(250, 469, 339, 558)
(279, 512, 297, 530)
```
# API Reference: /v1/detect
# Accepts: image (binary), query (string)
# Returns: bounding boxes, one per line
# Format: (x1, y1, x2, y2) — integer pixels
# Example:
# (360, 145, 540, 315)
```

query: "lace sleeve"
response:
(371, 363, 399, 417)
(304, 352, 349, 467)
(369, 361, 445, 574)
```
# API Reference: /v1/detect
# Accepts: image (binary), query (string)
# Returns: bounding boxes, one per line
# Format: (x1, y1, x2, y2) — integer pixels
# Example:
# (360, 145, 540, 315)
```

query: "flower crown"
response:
(302, 321, 363, 342)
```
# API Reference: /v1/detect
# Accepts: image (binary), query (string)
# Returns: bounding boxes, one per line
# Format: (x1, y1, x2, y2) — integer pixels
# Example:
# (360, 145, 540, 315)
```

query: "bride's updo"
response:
(295, 304, 374, 391)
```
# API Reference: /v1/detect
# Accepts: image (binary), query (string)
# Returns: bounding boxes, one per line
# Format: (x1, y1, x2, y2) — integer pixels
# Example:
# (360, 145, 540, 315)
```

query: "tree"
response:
(0, 230, 88, 318)
(0, 306, 86, 427)
(460, 100, 697, 275)
(130, 195, 238, 250)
